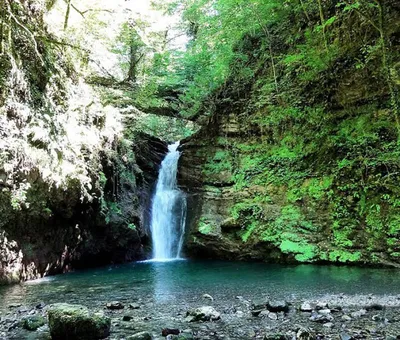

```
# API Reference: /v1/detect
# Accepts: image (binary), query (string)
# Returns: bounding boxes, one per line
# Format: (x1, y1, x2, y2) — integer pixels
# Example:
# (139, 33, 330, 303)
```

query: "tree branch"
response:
(5, 0, 44, 65)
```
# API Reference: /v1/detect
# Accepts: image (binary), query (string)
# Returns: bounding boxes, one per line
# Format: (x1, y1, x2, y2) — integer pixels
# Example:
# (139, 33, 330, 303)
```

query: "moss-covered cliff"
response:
(179, 0, 400, 266)
(0, 0, 168, 284)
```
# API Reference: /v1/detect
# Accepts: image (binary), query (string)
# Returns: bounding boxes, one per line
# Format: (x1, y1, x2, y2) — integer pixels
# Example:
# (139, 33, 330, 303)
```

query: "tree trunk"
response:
(64, 0, 71, 30)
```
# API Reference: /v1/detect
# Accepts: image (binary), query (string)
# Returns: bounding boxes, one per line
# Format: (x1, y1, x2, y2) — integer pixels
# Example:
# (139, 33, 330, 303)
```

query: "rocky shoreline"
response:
(2, 294, 400, 339)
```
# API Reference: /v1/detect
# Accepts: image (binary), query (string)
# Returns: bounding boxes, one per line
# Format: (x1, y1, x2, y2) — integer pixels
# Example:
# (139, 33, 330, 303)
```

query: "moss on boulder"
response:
(21, 315, 46, 331)
(47, 303, 110, 339)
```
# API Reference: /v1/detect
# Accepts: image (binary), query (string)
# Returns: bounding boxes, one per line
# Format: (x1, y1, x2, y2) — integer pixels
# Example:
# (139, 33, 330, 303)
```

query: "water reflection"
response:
(0, 261, 399, 312)
(151, 260, 187, 303)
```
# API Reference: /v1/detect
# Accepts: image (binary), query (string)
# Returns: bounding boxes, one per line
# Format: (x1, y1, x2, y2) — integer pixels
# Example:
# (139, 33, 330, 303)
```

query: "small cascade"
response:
(150, 142, 187, 261)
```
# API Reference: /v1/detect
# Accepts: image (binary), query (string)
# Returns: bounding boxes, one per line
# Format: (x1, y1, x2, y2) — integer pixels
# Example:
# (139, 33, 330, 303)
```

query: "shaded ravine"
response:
(150, 142, 187, 260)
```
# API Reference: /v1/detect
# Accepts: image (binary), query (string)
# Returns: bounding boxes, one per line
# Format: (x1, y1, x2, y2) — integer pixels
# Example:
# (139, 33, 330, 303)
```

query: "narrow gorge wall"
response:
(0, 0, 168, 284)
(179, 0, 400, 266)
(0, 134, 167, 284)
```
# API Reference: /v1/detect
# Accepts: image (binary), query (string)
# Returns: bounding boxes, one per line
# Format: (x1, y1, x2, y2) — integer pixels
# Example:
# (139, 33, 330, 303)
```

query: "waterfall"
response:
(150, 142, 187, 261)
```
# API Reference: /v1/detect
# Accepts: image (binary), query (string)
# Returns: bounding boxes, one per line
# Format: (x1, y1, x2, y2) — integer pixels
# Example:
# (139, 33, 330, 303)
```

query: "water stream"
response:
(149, 142, 187, 261)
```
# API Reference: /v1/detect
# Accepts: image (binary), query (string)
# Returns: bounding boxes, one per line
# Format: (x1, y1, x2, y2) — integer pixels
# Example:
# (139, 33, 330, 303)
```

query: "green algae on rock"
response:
(48, 303, 110, 339)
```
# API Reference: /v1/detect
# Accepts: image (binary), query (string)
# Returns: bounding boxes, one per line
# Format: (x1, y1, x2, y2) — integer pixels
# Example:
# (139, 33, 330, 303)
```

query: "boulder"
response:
(122, 315, 133, 321)
(316, 302, 328, 310)
(267, 300, 289, 313)
(47, 303, 110, 339)
(268, 312, 278, 320)
(252, 298, 268, 310)
(127, 332, 152, 340)
(185, 306, 220, 322)
(106, 301, 124, 310)
(300, 302, 313, 312)
(129, 303, 141, 310)
(162, 328, 180, 336)
(21, 315, 46, 331)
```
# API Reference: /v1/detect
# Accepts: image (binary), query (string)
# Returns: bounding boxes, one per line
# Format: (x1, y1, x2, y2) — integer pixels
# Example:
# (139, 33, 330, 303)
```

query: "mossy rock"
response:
(126, 332, 152, 340)
(21, 315, 46, 331)
(47, 303, 110, 339)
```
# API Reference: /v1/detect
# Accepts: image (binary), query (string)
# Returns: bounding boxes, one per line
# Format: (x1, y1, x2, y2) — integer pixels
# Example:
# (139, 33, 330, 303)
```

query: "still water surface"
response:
(1, 260, 399, 310)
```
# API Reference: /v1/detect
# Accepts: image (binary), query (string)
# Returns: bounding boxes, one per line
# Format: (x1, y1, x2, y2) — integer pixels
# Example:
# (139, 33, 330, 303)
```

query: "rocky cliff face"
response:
(0, 133, 166, 284)
(0, 0, 169, 284)
(178, 2, 400, 266)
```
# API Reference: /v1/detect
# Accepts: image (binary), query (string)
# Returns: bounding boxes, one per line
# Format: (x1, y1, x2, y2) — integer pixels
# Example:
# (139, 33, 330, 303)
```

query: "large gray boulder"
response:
(185, 306, 220, 322)
(47, 303, 110, 339)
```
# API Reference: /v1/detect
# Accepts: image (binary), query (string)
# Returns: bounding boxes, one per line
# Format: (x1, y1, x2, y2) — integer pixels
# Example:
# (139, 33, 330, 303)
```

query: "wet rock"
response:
(17, 306, 30, 313)
(251, 309, 264, 317)
(129, 303, 141, 310)
(318, 309, 331, 315)
(372, 314, 384, 322)
(127, 331, 152, 340)
(7, 303, 22, 309)
(252, 298, 268, 310)
(106, 301, 124, 310)
(300, 302, 313, 312)
(316, 302, 328, 310)
(35, 302, 46, 309)
(267, 300, 289, 313)
(340, 333, 352, 340)
(202, 294, 214, 302)
(166, 333, 194, 340)
(296, 327, 314, 340)
(185, 306, 220, 322)
(351, 309, 367, 318)
(162, 328, 180, 336)
(366, 304, 384, 311)
(264, 334, 287, 340)
(309, 313, 334, 323)
(268, 312, 278, 320)
(342, 315, 352, 322)
(48, 303, 110, 339)
(7, 321, 18, 331)
(122, 315, 133, 321)
(21, 315, 46, 331)
(259, 310, 269, 318)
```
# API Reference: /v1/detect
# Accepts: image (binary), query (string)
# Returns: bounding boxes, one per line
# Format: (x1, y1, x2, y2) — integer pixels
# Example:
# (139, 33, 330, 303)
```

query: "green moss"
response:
(48, 303, 110, 339)
(21, 316, 46, 331)
(202, 151, 233, 176)
(241, 221, 258, 243)
(279, 239, 317, 262)
(198, 218, 214, 235)
(328, 250, 362, 263)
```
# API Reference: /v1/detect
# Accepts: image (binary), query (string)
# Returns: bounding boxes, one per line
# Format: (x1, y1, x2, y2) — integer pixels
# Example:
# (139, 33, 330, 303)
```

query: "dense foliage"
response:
(172, 0, 400, 265)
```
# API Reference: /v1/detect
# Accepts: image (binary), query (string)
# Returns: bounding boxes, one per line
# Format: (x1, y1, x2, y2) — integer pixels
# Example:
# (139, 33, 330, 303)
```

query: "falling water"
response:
(150, 142, 187, 261)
